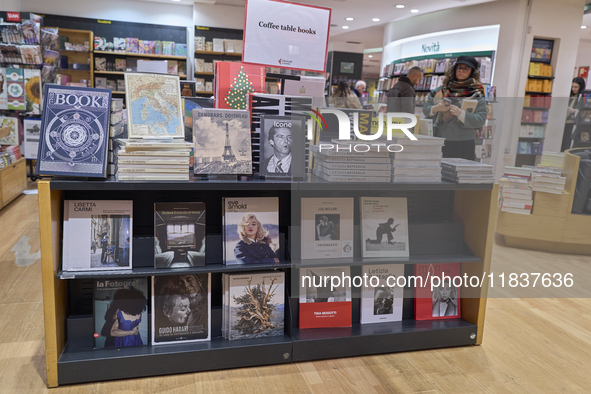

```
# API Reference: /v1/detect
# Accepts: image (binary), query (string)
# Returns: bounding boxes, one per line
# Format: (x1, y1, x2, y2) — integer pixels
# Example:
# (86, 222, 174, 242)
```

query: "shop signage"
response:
(6, 12, 21, 22)
(242, 0, 331, 72)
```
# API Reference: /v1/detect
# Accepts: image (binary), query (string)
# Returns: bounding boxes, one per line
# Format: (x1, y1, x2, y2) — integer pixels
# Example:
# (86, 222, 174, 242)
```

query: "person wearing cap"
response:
(423, 55, 487, 160)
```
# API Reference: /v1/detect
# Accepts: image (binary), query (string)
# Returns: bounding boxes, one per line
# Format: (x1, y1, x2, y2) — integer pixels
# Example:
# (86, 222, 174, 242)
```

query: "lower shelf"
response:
(291, 319, 477, 362)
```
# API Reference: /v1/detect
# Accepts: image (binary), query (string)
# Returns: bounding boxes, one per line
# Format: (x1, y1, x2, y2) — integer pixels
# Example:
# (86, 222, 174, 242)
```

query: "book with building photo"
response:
(94, 277, 148, 348)
(152, 274, 211, 345)
(223, 197, 280, 265)
(361, 197, 409, 258)
(299, 266, 352, 329)
(414, 263, 461, 320)
(300, 198, 354, 259)
(62, 200, 132, 271)
(154, 202, 206, 268)
(259, 115, 306, 179)
(193, 109, 252, 174)
(360, 265, 404, 324)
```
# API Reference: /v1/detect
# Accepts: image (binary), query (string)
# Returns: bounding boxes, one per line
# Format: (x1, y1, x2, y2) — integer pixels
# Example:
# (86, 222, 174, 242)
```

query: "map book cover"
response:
(36, 85, 112, 178)
(414, 263, 461, 320)
(223, 197, 279, 265)
(152, 274, 211, 345)
(154, 202, 206, 268)
(214, 62, 265, 110)
(94, 277, 148, 348)
(124, 72, 184, 139)
(299, 266, 352, 329)
(63, 200, 132, 271)
(300, 198, 354, 260)
(360, 197, 409, 258)
(227, 271, 284, 340)
(192, 109, 252, 175)
(360, 265, 404, 324)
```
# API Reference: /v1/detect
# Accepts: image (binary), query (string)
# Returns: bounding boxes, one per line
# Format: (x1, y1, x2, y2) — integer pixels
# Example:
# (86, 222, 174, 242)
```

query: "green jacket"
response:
(422, 86, 487, 141)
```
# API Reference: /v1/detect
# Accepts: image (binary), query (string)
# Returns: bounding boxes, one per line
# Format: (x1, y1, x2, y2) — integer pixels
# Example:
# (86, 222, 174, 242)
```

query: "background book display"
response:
(360, 265, 404, 324)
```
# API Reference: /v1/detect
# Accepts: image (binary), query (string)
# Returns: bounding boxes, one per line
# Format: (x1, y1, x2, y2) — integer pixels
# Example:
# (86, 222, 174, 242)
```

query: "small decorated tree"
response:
(223, 67, 255, 109)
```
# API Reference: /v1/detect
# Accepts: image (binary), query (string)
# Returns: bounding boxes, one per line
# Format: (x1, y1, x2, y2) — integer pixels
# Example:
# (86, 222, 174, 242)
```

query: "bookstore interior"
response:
(1, 0, 591, 389)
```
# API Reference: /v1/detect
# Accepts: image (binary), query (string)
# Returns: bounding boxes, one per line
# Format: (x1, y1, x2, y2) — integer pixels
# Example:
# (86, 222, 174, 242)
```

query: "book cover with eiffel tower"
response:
(192, 108, 252, 174)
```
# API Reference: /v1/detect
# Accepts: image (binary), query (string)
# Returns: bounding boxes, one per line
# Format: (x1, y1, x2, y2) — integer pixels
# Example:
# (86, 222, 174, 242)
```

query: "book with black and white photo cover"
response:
(154, 202, 206, 268)
(414, 263, 461, 320)
(223, 197, 280, 265)
(259, 115, 306, 179)
(300, 198, 354, 260)
(192, 109, 252, 175)
(63, 200, 132, 271)
(360, 265, 404, 324)
(299, 266, 352, 329)
(23, 118, 41, 159)
(361, 197, 409, 258)
(151, 274, 211, 345)
(94, 277, 148, 348)
(227, 271, 284, 340)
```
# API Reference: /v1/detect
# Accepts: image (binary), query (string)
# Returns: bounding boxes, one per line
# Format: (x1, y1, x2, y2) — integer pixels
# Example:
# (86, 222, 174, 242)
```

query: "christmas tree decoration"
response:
(223, 67, 254, 109)
(215, 61, 265, 109)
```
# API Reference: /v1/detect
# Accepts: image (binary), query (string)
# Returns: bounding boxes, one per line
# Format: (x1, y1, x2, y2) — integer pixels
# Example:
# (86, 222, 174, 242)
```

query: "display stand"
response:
(0, 157, 26, 209)
(39, 178, 498, 387)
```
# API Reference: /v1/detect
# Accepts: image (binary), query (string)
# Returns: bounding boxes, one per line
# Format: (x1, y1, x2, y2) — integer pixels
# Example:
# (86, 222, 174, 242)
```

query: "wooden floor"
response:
(1, 184, 590, 393)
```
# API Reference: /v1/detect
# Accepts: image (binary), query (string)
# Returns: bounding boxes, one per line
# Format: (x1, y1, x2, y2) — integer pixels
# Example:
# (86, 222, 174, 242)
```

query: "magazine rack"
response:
(39, 178, 497, 387)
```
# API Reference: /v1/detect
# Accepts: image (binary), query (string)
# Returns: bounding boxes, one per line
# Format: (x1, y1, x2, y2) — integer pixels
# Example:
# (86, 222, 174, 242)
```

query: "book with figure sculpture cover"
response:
(360, 197, 409, 258)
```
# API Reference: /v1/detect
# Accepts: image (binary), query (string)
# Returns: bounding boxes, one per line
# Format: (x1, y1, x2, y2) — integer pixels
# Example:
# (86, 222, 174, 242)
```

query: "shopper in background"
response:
(386, 66, 424, 114)
(423, 56, 487, 160)
(561, 77, 586, 152)
(353, 80, 367, 98)
(329, 80, 363, 109)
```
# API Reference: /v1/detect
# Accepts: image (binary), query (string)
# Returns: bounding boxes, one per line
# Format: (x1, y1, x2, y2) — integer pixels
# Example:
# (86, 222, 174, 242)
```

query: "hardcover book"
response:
(360, 265, 404, 324)
(180, 81, 196, 97)
(299, 266, 352, 329)
(227, 271, 284, 340)
(94, 277, 148, 348)
(300, 198, 354, 260)
(36, 85, 112, 178)
(259, 115, 306, 179)
(414, 263, 461, 320)
(0, 68, 7, 110)
(6, 68, 25, 111)
(154, 202, 206, 268)
(192, 109, 252, 174)
(360, 197, 409, 258)
(24, 68, 41, 115)
(23, 118, 41, 159)
(223, 197, 279, 265)
(214, 62, 265, 110)
(0, 116, 19, 146)
(152, 274, 211, 345)
(124, 72, 184, 139)
(62, 200, 132, 271)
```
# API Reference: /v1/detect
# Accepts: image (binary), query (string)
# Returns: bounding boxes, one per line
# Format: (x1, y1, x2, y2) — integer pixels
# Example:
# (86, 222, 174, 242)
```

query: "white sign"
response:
(243, 0, 331, 73)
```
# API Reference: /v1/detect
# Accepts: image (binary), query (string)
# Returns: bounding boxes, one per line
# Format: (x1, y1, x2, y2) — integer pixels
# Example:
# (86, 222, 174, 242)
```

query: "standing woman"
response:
(329, 81, 363, 109)
(561, 77, 586, 151)
(423, 56, 487, 160)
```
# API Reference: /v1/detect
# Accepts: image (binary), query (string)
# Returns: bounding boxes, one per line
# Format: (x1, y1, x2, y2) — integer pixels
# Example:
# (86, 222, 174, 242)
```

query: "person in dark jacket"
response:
(562, 77, 586, 151)
(386, 66, 424, 114)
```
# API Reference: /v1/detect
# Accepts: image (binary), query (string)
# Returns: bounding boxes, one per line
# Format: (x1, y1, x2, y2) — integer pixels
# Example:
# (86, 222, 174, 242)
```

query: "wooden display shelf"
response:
(195, 50, 242, 57)
(0, 158, 26, 210)
(527, 75, 554, 80)
(93, 50, 186, 60)
(195, 72, 215, 76)
(196, 91, 214, 95)
(525, 91, 552, 95)
(94, 70, 124, 75)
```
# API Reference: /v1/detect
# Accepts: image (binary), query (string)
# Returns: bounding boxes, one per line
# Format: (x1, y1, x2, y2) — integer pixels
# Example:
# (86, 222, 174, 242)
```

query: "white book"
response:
(313, 169, 390, 183)
(360, 265, 404, 324)
(117, 173, 189, 181)
(301, 198, 354, 259)
(117, 158, 190, 166)
(212, 38, 224, 52)
(118, 149, 191, 157)
(361, 197, 409, 258)
(117, 167, 188, 174)
(63, 200, 133, 271)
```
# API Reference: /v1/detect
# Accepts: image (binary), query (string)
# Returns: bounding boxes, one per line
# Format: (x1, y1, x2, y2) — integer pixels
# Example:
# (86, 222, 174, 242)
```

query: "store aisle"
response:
(0, 188, 590, 393)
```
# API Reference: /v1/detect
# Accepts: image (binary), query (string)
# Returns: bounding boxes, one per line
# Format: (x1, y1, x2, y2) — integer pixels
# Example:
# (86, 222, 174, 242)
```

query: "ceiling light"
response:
(346, 17, 354, 21)
(342, 26, 350, 29)
(372, 18, 380, 22)
(582, 25, 588, 29)
(368, 55, 373, 58)
(410, 9, 419, 13)
(171, 0, 181, 2)
(396, 5, 405, 8)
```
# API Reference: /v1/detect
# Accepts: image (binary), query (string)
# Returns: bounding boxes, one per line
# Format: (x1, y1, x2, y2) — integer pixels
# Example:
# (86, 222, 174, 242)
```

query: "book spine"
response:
(117, 168, 188, 173)
(118, 150, 190, 157)
(117, 159, 190, 165)
(117, 174, 189, 181)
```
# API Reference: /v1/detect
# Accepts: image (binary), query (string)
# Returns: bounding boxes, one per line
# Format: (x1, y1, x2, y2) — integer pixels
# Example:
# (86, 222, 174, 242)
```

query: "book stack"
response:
(441, 158, 495, 183)
(500, 166, 533, 214)
(311, 144, 391, 183)
(107, 99, 124, 176)
(530, 166, 565, 194)
(222, 271, 284, 340)
(391, 135, 445, 183)
(115, 139, 192, 181)
(540, 151, 565, 168)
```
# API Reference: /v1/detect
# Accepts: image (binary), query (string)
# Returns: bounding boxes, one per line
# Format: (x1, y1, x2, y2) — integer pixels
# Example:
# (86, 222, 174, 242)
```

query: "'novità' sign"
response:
(422, 42, 440, 54)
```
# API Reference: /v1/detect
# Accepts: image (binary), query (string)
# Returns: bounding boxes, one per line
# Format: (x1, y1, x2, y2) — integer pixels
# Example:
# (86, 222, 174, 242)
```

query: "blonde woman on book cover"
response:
(423, 55, 487, 160)
(432, 278, 458, 317)
(234, 213, 279, 264)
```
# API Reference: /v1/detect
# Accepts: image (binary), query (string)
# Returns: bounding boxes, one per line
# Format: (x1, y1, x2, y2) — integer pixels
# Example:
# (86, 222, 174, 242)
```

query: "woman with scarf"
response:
(423, 56, 487, 160)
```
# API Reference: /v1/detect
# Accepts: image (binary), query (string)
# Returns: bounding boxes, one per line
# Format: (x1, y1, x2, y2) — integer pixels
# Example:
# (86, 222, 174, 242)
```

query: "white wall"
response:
(193, 4, 244, 30)
(4, 0, 21, 11)
(575, 39, 591, 74)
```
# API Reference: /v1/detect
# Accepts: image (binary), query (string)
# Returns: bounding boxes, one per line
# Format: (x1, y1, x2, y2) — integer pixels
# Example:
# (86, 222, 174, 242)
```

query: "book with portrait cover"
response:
(154, 202, 206, 269)
(222, 197, 280, 265)
(94, 277, 148, 348)
(193, 108, 252, 174)
(259, 114, 306, 179)
(300, 198, 354, 260)
(360, 265, 404, 324)
(226, 271, 285, 340)
(151, 274, 211, 345)
(414, 263, 461, 320)
(299, 266, 352, 329)
(36, 85, 112, 178)
(214, 61, 265, 110)
(360, 197, 409, 258)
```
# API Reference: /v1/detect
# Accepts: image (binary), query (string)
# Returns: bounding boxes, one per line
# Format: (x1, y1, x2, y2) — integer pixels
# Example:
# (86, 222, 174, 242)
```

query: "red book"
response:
(214, 61, 265, 110)
(414, 263, 461, 320)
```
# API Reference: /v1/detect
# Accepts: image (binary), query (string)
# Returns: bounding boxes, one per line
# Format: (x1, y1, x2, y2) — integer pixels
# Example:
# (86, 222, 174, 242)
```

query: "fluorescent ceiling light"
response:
(372, 18, 380, 22)
(346, 17, 354, 21)
(396, 5, 405, 8)
(411, 9, 419, 13)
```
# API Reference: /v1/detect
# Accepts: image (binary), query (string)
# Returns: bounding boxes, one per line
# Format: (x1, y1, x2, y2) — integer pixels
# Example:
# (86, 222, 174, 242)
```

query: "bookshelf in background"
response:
(57, 28, 94, 87)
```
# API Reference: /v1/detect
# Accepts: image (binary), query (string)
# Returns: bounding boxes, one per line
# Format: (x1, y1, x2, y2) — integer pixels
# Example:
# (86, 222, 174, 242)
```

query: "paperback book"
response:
(94, 277, 148, 348)
(360, 197, 409, 258)
(23, 118, 41, 159)
(152, 274, 211, 345)
(414, 263, 461, 320)
(360, 265, 404, 324)
(154, 202, 206, 268)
